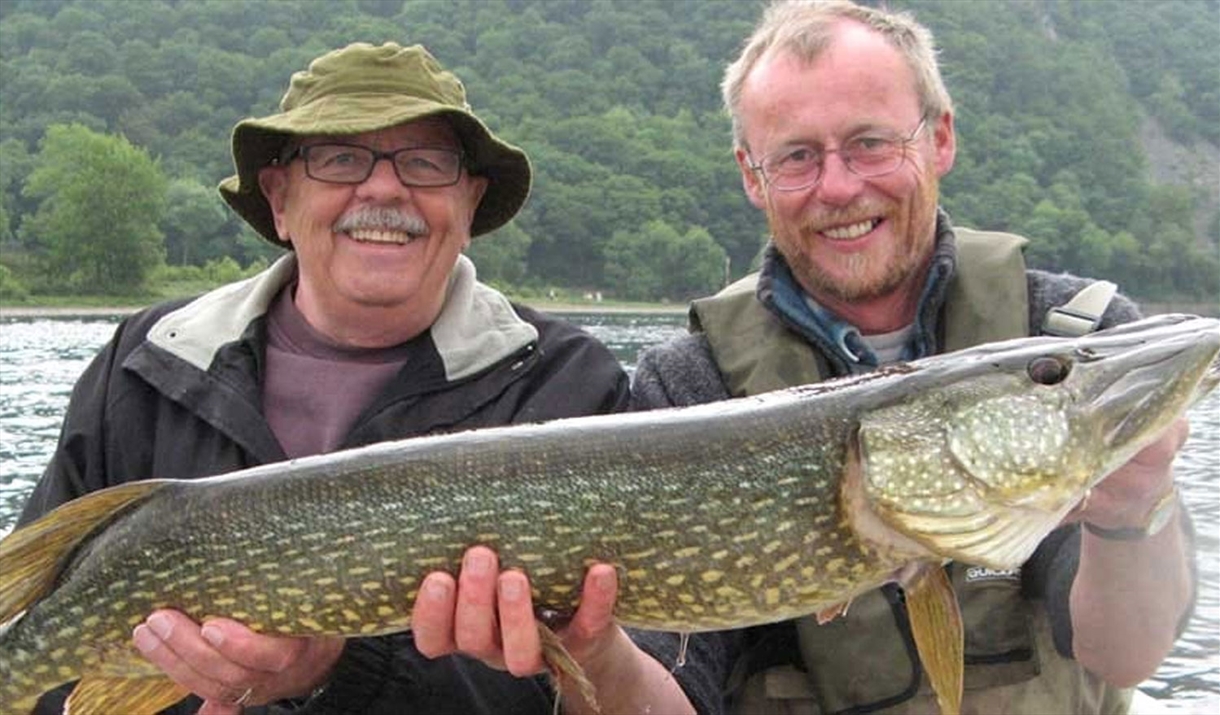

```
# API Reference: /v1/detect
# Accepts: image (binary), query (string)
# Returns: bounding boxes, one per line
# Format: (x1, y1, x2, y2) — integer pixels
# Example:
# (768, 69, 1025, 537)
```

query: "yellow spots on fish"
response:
(700, 570, 725, 583)
(715, 585, 745, 600)
(107, 580, 129, 591)
(718, 516, 738, 527)
(638, 597, 662, 609)
(666, 574, 687, 587)
(751, 498, 776, 511)
(773, 553, 800, 574)
(299, 617, 324, 631)
(711, 550, 730, 561)
(674, 546, 701, 559)
(214, 597, 237, 607)
(58, 666, 74, 678)
(34, 663, 51, 674)
(624, 547, 658, 561)
(763, 540, 783, 554)
(736, 555, 757, 569)
(376, 605, 397, 618)
(517, 553, 545, 563)
(549, 584, 575, 596)
(277, 587, 307, 598)
(414, 557, 448, 568)
(627, 569, 649, 580)
(315, 577, 338, 587)
(765, 588, 782, 606)
(270, 611, 290, 622)
(349, 566, 373, 577)
(81, 615, 101, 628)
(342, 609, 363, 623)
(323, 593, 346, 603)
(256, 562, 278, 571)
(750, 575, 766, 589)
(231, 611, 251, 621)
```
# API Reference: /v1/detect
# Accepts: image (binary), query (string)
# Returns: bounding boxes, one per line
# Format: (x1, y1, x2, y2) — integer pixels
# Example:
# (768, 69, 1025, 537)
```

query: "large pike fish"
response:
(2, 314, 1218, 715)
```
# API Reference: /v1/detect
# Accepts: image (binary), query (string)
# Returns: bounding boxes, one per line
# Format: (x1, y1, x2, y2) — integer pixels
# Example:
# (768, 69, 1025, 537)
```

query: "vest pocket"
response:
(952, 563, 1040, 690)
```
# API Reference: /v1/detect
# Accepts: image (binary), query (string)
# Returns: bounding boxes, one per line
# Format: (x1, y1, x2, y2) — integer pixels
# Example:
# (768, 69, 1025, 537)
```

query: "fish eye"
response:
(1027, 356, 1071, 385)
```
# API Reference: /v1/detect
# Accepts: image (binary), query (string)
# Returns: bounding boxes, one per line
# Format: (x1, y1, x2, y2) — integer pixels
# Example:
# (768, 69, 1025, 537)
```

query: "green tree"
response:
(603, 220, 727, 301)
(466, 222, 533, 287)
(161, 178, 230, 266)
(22, 123, 166, 293)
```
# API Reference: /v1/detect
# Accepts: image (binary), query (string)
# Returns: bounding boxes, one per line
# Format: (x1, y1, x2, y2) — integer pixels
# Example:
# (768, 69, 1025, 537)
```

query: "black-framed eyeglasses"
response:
(279, 142, 465, 187)
(747, 117, 928, 192)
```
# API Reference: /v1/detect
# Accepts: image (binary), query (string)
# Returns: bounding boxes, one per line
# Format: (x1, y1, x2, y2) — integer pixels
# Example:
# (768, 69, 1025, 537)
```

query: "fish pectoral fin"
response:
(905, 565, 963, 715)
(537, 620, 598, 714)
(66, 674, 190, 715)
(815, 600, 852, 624)
(0, 480, 170, 622)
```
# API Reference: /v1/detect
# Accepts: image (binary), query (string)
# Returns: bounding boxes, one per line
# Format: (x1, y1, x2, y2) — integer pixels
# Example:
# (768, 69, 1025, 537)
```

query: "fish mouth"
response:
(1071, 315, 1220, 474)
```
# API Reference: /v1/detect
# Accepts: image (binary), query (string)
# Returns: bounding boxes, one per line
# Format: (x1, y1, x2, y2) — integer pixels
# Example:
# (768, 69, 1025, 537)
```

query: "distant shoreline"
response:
(2, 301, 1210, 319)
(0, 302, 688, 318)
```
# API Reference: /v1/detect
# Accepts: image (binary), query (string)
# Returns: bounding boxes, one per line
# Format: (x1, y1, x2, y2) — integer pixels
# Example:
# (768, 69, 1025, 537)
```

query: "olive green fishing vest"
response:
(690, 229, 1132, 715)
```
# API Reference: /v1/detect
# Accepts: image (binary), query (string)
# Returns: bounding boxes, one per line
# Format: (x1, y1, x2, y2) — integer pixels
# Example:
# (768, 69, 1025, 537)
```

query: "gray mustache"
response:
(333, 208, 429, 236)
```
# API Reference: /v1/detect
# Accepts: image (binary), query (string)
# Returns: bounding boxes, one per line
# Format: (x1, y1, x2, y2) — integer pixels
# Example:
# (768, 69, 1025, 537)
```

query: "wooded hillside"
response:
(1, 0, 1216, 302)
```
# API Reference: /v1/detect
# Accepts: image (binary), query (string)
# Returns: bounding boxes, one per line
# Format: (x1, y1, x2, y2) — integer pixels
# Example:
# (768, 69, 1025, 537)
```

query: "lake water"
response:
(1, 311, 1217, 710)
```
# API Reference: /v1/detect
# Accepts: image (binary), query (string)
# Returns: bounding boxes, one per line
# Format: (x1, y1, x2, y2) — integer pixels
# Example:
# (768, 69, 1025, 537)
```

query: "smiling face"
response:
(259, 118, 488, 346)
(736, 21, 956, 329)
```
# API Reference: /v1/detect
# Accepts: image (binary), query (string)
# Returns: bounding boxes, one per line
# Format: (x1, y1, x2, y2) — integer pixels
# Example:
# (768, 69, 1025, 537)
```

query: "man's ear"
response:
(735, 148, 767, 209)
(932, 111, 956, 177)
(258, 166, 290, 241)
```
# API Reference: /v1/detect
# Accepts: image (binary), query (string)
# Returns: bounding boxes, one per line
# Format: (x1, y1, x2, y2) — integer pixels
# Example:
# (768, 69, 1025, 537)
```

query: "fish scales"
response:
(3, 313, 1218, 714)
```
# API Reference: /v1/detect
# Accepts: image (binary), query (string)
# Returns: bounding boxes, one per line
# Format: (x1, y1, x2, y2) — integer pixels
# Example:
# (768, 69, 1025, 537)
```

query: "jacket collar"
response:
(147, 254, 538, 381)
(757, 209, 958, 375)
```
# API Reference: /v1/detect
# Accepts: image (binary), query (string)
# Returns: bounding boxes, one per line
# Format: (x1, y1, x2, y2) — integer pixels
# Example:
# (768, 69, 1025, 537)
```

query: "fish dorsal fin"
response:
(66, 674, 190, 715)
(0, 480, 170, 622)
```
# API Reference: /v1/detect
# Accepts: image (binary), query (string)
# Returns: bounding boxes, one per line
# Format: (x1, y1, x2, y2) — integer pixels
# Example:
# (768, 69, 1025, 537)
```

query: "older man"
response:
(18, 43, 692, 715)
(631, 2, 1194, 713)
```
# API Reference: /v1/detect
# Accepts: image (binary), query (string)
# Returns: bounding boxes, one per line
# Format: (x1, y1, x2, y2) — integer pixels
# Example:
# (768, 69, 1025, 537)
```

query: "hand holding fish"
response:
(411, 546, 693, 715)
(132, 609, 342, 714)
(1069, 417, 1188, 534)
(1068, 417, 1194, 687)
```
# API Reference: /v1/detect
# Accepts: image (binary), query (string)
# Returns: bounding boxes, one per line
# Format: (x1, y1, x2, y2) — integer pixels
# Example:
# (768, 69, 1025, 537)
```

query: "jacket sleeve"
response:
(509, 307, 631, 422)
(631, 332, 730, 410)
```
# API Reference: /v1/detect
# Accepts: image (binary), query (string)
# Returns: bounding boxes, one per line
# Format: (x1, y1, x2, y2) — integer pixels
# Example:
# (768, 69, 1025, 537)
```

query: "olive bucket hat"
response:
(218, 42, 531, 247)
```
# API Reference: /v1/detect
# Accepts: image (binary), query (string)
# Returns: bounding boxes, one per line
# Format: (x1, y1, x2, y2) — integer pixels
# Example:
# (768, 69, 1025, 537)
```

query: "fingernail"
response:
(424, 576, 452, 602)
(201, 623, 225, 647)
(132, 624, 160, 653)
(464, 550, 492, 576)
(500, 577, 523, 600)
(146, 613, 174, 639)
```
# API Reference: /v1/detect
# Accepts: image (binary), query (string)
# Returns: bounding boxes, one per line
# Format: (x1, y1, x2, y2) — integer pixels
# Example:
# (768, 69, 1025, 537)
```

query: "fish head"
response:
(857, 314, 1220, 569)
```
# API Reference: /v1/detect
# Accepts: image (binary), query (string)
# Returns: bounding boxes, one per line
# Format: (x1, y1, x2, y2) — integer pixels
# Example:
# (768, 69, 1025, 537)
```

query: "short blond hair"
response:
(722, 0, 953, 151)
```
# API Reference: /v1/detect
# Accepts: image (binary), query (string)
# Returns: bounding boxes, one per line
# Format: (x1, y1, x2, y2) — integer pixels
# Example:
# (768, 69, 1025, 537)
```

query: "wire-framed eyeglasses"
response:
(279, 143, 465, 188)
(748, 118, 928, 192)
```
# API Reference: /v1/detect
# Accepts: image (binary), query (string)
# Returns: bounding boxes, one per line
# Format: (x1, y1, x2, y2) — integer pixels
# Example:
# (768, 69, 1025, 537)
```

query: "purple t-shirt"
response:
(262, 287, 411, 458)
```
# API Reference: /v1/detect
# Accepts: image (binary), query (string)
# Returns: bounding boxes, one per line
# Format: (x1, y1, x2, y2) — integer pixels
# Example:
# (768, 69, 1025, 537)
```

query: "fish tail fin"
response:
(66, 675, 190, 715)
(0, 481, 169, 623)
